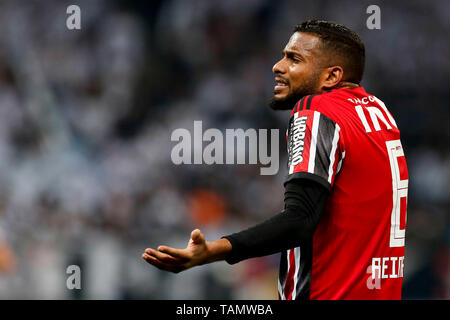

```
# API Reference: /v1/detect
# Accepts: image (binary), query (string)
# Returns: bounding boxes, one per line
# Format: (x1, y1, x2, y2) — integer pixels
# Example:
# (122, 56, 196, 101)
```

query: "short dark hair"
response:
(294, 19, 365, 83)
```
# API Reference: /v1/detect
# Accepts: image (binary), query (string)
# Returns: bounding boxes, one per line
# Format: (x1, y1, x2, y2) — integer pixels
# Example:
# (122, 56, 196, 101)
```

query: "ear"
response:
(320, 66, 344, 90)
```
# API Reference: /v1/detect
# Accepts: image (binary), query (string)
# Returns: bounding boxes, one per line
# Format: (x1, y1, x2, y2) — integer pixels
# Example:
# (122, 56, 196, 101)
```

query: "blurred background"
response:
(0, 0, 448, 299)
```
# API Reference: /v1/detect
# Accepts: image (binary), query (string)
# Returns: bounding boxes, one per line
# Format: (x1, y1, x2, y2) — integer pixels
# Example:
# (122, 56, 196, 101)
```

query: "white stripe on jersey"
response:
(278, 277, 286, 300)
(292, 247, 301, 299)
(327, 124, 341, 183)
(283, 249, 291, 299)
(307, 111, 321, 174)
(336, 151, 346, 174)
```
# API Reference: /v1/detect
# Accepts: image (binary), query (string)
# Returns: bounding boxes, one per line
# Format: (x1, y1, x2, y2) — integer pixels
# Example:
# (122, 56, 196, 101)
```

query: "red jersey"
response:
(278, 87, 408, 300)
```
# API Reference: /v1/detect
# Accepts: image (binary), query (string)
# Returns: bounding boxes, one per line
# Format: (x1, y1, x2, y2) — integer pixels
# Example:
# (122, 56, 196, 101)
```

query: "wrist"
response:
(204, 238, 232, 264)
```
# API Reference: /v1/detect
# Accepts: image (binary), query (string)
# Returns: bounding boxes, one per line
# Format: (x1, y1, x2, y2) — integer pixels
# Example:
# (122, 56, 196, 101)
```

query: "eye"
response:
(286, 53, 301, 63)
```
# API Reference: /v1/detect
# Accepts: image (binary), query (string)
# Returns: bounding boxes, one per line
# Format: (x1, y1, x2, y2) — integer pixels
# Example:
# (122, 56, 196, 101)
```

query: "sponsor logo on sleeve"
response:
(288, 115, 308, 167)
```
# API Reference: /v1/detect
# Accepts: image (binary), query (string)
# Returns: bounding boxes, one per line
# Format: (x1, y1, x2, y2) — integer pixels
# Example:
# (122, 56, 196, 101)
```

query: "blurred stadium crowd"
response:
(0, 0, 448, 299)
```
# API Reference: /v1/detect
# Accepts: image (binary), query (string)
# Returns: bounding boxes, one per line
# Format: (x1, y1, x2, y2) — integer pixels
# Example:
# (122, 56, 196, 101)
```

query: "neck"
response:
(320, 81, 360, 93)
(332, 81, 360, 90)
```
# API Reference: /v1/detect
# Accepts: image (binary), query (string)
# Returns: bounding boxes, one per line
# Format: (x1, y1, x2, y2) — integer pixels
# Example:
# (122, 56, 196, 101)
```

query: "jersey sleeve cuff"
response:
(220, 235, 244, 265)
(284, 172, 331, 192)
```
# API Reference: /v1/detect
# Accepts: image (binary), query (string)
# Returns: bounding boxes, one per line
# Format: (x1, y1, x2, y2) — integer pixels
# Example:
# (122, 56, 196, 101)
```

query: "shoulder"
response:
(289, 88, 363, 125)
(290, 94, 323, 115)
(288, 91, 351, 148)
(290, 91, 343, 125)
(290, 88, 349, 115)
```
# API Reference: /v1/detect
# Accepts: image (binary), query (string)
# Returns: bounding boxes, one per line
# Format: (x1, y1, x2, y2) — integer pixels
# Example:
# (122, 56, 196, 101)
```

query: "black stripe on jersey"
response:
(298, 96, 307, 111)
(294, 241, 313, 300)
(278, 243, 313, 300)
(314, 115, 337, 181)
(305, 94, 319, 110)
(278, 250, 288, 297)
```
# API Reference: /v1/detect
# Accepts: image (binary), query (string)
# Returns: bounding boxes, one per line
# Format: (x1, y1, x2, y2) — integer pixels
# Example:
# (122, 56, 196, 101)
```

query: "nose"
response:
(272, 58, 286, 74)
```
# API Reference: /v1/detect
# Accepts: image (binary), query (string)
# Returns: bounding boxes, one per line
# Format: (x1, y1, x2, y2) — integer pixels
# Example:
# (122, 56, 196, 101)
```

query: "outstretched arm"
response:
(142, 229, 232, 273)
(142, 178, 328, 272)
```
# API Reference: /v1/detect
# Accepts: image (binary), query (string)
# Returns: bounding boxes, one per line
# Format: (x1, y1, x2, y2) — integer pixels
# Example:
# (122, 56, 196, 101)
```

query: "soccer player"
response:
(142, 20, 409, 300)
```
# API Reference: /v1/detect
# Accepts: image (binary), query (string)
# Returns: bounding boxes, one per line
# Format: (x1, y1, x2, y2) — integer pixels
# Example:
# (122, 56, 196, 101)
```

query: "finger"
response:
(146, 248, 186, 264)
(158, 246, 190, 259)
(142, 253, 184, 273)
(142, 253, 170, 270)
(191, 229, 204, 244)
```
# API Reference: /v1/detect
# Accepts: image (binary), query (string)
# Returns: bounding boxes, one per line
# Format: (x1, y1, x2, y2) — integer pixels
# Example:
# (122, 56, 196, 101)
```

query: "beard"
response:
(269, 72, 321, 111)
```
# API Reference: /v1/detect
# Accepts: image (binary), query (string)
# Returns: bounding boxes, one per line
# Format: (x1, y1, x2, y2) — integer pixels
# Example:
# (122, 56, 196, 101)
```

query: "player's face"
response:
(270, 32, 323, 110)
